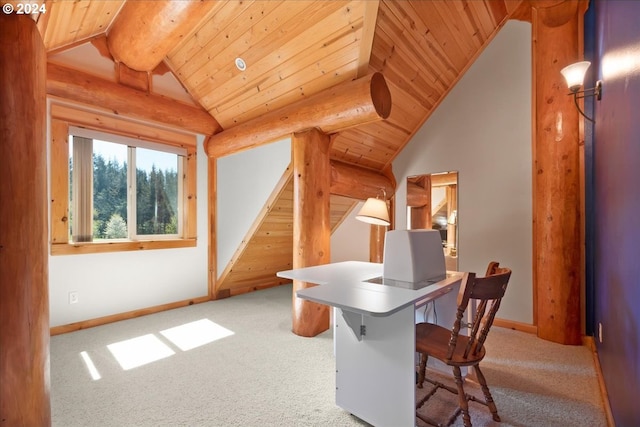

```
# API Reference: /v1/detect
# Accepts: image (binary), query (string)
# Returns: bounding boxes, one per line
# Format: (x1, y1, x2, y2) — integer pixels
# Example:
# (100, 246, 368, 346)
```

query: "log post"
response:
(369, 196, 392, 263)
(292, 128, 331, 337)
(408, 175, 432, 230)
(406, 181, 430, 208)
(369, 225, 386, 263)
(531, 1, 584, 345)
(0, 13, 50, 426)
(446, 184, 458, 255)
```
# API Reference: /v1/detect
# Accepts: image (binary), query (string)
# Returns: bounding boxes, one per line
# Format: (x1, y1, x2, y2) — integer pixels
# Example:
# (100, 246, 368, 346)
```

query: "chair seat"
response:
(415, 322, 485, 367)
(416, 264, 511, 427)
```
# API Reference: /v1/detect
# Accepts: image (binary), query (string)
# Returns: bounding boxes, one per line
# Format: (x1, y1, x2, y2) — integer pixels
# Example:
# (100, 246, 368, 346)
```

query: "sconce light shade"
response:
(447, 210, 457, 226)
(560, 60, 602, 123)
(560, 61, 591, 92)
(356, 198, 390, 226)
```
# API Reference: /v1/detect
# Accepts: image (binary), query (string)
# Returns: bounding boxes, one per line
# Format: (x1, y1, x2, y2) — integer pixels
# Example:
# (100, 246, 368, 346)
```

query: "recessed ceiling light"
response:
(235, 57, 247, 71)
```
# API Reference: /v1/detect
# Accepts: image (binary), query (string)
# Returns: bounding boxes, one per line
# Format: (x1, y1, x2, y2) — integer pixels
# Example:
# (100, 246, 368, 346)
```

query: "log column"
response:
(407, 176, 432, 230)
(446, 184, 457, 255)
(531, 1, 585, 345)
(369, 197, 392, 263)
(0, 14, 50, 426)
(292, 128, 331, 337)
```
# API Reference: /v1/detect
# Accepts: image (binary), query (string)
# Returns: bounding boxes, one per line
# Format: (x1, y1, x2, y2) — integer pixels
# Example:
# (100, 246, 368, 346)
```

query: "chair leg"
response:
(453, 366, 471, 427)
(417, 353, 428, 388)
(474, 365, 500, 422)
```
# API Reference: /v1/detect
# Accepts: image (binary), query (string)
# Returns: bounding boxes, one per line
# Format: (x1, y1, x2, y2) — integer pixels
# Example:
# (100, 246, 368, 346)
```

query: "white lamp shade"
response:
(447, 210, 457, 225)
(560, 61, 591, 92)
(355, 198, 390, 226)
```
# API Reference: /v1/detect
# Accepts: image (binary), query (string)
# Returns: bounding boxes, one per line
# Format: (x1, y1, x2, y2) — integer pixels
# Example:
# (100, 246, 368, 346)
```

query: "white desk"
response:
(277, 261, 463, 427)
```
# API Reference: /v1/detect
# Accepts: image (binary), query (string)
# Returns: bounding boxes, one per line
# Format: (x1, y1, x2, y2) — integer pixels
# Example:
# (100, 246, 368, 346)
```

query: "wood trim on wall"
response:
(207, 152, 226, 299)
(50, 295, 210, 336)
(51, 239, 196, 255)
(493, 318, 538, 334)
(50, 119, 70, 245)
(50, 99, 196, 149)
(184, 146, 198, 240)
(583, 336, 616, 427)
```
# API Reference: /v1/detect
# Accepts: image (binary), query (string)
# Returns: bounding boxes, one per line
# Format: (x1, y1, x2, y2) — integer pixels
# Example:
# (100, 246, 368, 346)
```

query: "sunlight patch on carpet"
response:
(160, 318, 235, 351)
(108, 334, 175, 370)
(80, 351, 102, 380)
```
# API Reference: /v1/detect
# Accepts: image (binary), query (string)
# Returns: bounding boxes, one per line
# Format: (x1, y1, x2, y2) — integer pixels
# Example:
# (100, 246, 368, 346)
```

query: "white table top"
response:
(277, 261, 463, 317)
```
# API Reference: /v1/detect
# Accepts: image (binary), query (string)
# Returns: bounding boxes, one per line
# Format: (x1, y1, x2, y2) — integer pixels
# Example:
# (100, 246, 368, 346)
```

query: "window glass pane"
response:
(67, 130, 185, 244)
(135, 147, 179, 236)
(93, 140, 128, 240)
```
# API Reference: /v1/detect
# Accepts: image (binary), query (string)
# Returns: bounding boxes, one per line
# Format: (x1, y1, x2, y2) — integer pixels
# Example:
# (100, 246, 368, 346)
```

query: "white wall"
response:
(216, 138, 291, 274)
(393, 21, 533, 324)
(330, 201, 371, 263)
(48, 22, 533, 327)
(49, 136, 210, 327)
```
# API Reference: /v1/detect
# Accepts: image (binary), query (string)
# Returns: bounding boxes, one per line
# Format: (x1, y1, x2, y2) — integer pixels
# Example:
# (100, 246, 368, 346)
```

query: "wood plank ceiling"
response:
(12, 0, 522, 172)
(4, 0, 523, 293)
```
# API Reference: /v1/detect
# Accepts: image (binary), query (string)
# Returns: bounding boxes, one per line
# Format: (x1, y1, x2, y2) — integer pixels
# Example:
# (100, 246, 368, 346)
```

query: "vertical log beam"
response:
(409, 176, 432, 230)
(292, 129, 331, 337)
(446, 184, 458, 254)
(207, 150, 230, 300)
(0, 14, 50, 426)
(532, 1, 584, 345)
(369, 225, 386, 263)
(369, 194, 392, 263)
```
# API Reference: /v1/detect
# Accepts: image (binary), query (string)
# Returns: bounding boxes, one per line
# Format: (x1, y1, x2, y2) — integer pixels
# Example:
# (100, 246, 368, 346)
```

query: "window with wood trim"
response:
(69, 128, 184, 242)
(50, 101, 197, 255)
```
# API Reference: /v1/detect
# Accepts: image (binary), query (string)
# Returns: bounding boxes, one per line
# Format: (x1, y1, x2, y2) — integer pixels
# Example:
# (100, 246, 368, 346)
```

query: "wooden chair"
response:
(415, 262, 511, 427)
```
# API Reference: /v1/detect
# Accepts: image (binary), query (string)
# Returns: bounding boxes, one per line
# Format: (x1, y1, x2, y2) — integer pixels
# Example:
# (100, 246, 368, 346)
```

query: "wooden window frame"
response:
(49, 98, 198, 255)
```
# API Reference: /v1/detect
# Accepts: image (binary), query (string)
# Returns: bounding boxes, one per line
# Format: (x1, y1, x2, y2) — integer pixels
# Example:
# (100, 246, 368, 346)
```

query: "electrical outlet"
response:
(598, 322, 603, 343)
(69, 291, 79, 305)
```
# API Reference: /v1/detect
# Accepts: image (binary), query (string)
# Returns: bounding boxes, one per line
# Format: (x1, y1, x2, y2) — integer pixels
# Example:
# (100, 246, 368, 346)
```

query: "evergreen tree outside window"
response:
(135, 148, 179, 236)
(68, 128, 184, 242)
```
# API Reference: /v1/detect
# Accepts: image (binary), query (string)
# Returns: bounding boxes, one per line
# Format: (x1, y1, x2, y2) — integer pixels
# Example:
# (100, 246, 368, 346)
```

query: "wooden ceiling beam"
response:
(357, 0, 381, 78)
(430, 172, 458, 187)
(206, 72, 392, 158)
(330, 160, 394, 201)
(46, 62, 221, 136)
(107, 0, 216, 72)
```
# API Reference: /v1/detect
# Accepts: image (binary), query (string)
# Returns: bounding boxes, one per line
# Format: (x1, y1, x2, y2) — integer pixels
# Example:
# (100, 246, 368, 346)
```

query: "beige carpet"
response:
(50, 284, 607, 427)
(416, 327, 607, 427)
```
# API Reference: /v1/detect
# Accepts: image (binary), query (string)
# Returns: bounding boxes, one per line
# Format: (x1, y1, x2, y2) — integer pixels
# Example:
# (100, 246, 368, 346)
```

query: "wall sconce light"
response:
(560, 61, 602, 123)
(355, 190, 390, 226)
(447, 210, 457, 226)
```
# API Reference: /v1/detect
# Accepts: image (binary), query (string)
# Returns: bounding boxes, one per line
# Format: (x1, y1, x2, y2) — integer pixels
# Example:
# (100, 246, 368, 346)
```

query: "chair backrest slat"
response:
(447, 263, 511, 361)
